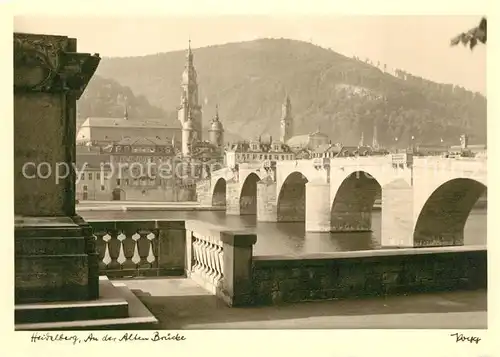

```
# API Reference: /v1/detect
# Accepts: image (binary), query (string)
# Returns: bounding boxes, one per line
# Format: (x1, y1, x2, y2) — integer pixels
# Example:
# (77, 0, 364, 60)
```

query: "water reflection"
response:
(79, 209, 486, 256)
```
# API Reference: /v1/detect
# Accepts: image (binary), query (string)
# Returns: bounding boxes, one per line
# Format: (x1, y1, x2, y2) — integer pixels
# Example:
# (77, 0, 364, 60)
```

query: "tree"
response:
(450, 17, 487, 50)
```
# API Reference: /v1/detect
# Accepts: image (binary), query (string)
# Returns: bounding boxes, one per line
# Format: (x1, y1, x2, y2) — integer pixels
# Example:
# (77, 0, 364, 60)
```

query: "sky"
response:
(13, 15, 487, 94)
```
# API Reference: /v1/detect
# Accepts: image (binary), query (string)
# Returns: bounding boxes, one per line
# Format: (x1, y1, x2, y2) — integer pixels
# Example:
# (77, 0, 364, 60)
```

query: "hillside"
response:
(88, 38, 486, 146)
(76, 75, 177, 129)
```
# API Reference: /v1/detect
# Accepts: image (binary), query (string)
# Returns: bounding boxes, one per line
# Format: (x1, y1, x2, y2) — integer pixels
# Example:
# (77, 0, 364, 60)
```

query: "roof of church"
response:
(286, 134, 310, 147)
(81, 117, 181, 129)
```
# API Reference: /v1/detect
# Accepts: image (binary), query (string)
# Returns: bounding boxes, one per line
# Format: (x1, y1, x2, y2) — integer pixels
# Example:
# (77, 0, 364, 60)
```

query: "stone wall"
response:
(122, 185, 195, 202)
(251, 246, 486, 305)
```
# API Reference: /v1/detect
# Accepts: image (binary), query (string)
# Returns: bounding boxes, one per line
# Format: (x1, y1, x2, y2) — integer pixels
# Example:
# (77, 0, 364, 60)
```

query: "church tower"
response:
(182, 109, 195, 157)
(209, 104, 224, 148)
(280, 94, 293, 143)
(178, 40, 203, 148)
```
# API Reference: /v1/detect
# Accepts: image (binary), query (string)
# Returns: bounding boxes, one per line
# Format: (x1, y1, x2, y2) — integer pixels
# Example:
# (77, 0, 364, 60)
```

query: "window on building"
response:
(88, 173, 92, 180)
(83, 185, 88, 191)
(259, 155, 262, 159)
(125, 179, 129, 185)
(116, 179, 121, 186)
(264, 155, 268, 160)
(281, 155, 284, 160)
(96, 173, 100, 180)
(80, 173, 84, 181)
(100, 185, 105, 191)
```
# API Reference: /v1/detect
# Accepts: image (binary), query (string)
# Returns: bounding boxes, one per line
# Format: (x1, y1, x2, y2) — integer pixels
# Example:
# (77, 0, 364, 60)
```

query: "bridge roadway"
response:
(118, 277, 486, 329)
(198, 156, 487, 248)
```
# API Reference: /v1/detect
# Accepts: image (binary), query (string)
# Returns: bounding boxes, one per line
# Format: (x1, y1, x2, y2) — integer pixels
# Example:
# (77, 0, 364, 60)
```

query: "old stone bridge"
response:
(196, 155, 487, 248)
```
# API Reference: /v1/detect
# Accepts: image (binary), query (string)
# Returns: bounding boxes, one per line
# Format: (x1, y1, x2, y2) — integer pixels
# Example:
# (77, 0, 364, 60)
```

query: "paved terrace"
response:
(119, 277, 487, 329)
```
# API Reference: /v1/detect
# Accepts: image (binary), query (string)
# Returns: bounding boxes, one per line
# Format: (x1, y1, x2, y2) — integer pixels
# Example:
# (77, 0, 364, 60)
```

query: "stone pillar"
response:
(226, 181, 241, 215)
(14, 33, 101, 303)
(219, 231, 257, 307)
(257, 179, 278, 222)
(305, 182, 331, 232)
(381, 179, 414, 247)
(196, 179, 212, 206)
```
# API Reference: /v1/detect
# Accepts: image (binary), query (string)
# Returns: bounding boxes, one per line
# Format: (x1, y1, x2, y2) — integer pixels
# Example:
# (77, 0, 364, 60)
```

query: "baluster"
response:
(203, 240, 212, 278)
(93, 231, 108, 271)
(131, 233, 141, 266)
(102, 233, 112, 268)
(107, 231, 121, 270)
(116, 233, 127, 266)
(120, 230, 136, 271)
(146, 232, 156, 264)
(208, 241, 217, 283)
(215, 245, 224, 284)
(136, 230, 152, 269)
(192, 238, 201, 273)
(198, 239, 206, 277)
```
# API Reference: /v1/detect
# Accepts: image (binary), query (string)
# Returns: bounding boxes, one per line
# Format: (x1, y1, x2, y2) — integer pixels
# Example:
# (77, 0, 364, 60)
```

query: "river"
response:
(79, 208, 487, 256)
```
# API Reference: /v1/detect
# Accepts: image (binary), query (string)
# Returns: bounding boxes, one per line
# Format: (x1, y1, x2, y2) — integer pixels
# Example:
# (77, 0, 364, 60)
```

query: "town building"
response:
(225, 137, 296, 168)
(76, 107, 181, 146)
(75, 41, 224, 201)
(75, 152, 114, 201)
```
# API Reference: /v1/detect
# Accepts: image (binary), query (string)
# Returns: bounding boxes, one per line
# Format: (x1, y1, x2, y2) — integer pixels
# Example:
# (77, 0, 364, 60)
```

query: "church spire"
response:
(359, 132, 365, 147)
(186, 37, 193, 66)
(280, 93, 293, 143)
(214, 104, 220, 121)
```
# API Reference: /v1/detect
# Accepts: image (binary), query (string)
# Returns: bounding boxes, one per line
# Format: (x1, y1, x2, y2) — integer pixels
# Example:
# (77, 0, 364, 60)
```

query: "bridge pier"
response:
(305, 182, 331, 232)
(226, 181, 241, 215)
(256, 179, 278, 222)
(381, 179, 415, 247)
(196, 179, 212, 206)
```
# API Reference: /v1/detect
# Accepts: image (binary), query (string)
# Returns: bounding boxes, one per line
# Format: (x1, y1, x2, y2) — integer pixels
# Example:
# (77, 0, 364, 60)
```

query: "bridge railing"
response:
(88, 219, 186, 278)
(185, 220, 257, 306)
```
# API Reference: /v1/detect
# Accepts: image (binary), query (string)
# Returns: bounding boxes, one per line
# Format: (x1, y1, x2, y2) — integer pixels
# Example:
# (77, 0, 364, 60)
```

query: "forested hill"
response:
(76, 75, 177, 129)
(83, 38, 486, 146)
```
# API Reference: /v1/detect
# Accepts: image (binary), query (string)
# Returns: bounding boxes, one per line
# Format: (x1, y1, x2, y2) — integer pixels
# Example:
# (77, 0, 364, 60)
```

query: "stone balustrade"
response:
(185, 220, 257, 306)
(89, 219, 186, 278)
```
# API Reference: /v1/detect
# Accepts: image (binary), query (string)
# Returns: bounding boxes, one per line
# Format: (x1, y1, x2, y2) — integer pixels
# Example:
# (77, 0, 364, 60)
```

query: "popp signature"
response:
(450, 333, 481, 344)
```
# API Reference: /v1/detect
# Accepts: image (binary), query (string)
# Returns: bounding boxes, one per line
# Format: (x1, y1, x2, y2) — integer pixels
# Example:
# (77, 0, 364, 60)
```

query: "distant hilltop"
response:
(78, 38, 486, 147)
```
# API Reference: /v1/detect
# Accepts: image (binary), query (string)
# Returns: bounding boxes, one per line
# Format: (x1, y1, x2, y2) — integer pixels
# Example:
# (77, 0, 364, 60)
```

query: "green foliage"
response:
(83, 38, 486, 146)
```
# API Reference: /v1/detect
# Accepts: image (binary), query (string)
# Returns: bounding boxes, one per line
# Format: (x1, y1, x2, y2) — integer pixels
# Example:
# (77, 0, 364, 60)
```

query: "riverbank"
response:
(77, 202, 225, 212)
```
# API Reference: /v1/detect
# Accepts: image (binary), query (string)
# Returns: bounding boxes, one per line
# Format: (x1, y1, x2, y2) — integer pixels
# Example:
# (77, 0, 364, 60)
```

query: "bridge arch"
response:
(239, 172, 260, 215)
(413, 178, 487, 246)
(330, 170, 382, 232)
(277, 171, 309, 222)
(211, 177, 227, 207)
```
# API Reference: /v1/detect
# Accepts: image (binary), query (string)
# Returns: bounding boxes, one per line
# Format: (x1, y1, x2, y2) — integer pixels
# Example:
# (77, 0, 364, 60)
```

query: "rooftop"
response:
(81, 117, 181, 129)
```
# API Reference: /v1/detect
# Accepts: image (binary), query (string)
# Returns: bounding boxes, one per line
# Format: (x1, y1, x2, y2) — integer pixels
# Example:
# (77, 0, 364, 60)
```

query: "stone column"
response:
(257, 178, 278, 222)
(218, 231, 257, 307)
(305, 182, 331, 232)
(381, 179, 414, 247)
(14, 33, 101, 303)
